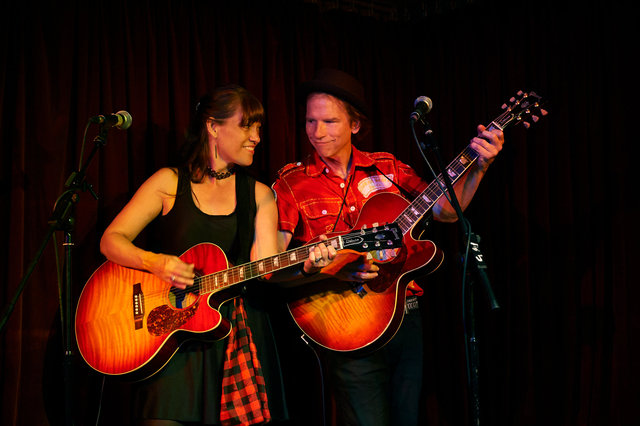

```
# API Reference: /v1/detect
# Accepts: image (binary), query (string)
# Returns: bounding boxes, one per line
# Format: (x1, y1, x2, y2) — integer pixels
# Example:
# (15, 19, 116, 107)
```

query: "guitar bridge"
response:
(132, 283, 145, 330)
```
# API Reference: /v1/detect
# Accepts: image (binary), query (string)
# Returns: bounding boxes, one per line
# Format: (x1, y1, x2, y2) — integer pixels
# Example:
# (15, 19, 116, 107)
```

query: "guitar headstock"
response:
(341, 222, 403, 252)
(493, 90, 548, 130)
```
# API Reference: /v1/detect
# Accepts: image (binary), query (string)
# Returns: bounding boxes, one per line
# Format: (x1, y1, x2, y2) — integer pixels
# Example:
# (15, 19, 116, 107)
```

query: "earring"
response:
(214, 144, 218, 159)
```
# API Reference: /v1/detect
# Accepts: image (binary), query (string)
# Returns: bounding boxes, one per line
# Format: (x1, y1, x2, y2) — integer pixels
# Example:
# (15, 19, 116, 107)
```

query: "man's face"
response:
(305, 93, 360, 161)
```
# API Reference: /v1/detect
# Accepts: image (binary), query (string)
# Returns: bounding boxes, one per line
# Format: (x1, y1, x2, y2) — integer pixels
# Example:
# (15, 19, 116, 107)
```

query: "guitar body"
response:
(75, 243, 236, 381)
(287, 192, 444, 355)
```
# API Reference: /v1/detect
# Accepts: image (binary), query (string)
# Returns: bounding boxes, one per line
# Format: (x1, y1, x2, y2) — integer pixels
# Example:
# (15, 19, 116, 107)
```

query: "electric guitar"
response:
(75, 223, 402, 380)
(287, 90, 547, 355)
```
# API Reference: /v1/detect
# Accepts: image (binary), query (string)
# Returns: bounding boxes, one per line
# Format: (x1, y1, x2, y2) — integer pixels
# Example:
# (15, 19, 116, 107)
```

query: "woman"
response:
(101, 85, 305, 425)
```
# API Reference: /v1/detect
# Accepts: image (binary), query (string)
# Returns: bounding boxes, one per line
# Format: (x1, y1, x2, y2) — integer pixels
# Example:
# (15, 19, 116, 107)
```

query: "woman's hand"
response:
(145, 253, 195, 289)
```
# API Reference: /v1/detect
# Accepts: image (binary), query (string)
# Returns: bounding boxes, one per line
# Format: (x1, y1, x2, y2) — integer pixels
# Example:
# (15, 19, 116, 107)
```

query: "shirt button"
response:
(322, 209, 328, 215)
(324, 168, 329, 173)
(339, 182, 345, 188)
(350, 206, 356, 212)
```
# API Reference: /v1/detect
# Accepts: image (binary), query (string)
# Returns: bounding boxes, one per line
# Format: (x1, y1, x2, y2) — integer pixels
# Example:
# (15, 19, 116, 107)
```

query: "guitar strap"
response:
(373, 164, 414, 200)
(372, 165, 426, 298)
(233, 169, 254, 265)
(331, 172, 356, 232)
(374, 164, 433, 231)
(330, 164, 424, 233)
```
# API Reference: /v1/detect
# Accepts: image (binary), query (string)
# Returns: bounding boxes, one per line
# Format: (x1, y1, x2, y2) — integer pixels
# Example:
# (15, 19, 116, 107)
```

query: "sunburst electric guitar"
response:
(75, 223, 403, 380)
(287, 90, 546, 355)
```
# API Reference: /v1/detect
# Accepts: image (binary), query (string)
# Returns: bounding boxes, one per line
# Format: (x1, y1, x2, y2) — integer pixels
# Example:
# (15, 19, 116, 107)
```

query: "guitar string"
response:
(393, 97, 529, 234)
(135, 246, 312, 305)
(132, 242, 330, 306)
(133, 226, 399, 307)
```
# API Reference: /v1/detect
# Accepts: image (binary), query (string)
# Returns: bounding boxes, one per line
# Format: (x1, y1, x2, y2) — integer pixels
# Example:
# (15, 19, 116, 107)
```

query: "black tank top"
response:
(149, 167, 255, 265)
(133, 168, 287, 422)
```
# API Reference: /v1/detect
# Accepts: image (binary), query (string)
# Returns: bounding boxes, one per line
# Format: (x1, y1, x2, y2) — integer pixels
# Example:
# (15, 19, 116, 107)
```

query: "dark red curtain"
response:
(1, 1, 636, 425)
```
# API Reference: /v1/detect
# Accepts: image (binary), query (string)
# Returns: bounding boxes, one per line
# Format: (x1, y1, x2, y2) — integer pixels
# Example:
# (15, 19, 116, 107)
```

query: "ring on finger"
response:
(171, 275, 176, 282)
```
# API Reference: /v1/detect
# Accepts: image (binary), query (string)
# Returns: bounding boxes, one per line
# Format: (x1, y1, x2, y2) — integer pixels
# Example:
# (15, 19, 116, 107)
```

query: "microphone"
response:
(409, 96, 433, 124)
(90, 110, 133, 130)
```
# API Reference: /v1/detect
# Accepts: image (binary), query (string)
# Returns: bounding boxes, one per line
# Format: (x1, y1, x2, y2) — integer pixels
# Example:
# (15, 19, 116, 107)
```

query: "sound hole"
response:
(169, 286, 200, 309)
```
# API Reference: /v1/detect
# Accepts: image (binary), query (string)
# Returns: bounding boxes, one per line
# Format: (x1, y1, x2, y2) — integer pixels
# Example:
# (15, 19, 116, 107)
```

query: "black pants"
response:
(324, 303, 424, 426)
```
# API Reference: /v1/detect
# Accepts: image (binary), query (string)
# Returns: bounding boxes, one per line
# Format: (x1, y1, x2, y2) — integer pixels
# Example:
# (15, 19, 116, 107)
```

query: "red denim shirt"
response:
(273, 146, 429, 296)
(273, 146, 429, 245)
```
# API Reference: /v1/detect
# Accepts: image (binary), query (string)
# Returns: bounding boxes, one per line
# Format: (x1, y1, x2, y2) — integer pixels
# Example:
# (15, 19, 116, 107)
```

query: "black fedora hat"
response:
(300, 68, 370, 117)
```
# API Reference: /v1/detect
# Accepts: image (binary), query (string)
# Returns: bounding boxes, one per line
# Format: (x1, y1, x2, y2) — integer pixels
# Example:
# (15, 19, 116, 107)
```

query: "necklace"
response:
(205, 165, 236, 180)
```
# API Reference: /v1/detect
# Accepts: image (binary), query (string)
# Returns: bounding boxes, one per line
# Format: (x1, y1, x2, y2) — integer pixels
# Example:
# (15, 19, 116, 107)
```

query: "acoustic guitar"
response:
(75, 223, 403, 380)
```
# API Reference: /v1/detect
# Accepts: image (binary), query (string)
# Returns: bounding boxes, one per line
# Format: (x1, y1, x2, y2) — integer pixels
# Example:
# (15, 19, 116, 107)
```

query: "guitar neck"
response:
(394, 145, 477, 235)
(394, 119, 507, 235)
(196, 235, 343, 295)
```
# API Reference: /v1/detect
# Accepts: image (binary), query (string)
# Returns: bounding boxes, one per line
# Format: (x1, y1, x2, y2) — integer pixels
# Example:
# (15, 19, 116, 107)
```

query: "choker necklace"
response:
(205, 165, 236, 180)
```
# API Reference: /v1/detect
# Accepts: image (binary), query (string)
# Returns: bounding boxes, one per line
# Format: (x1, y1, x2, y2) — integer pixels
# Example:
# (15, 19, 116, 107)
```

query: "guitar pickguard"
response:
(147, 301, 200, 336)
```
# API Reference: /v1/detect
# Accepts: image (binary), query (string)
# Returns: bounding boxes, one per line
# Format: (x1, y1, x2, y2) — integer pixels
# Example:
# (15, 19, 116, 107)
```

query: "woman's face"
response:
(209, 107, 261, 167)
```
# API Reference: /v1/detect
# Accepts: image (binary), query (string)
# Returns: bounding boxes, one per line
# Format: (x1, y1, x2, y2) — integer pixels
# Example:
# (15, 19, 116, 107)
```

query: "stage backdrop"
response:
(1, 1, 636, 425)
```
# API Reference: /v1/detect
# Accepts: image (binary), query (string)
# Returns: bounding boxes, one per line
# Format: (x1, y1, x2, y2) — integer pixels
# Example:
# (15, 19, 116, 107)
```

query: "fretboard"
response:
(196, 235, 342, 295)
(394, 121, 504, 235)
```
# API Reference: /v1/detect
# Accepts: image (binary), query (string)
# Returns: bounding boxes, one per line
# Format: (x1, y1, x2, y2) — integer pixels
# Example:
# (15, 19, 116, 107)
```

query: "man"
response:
(272, 68, 504, 425)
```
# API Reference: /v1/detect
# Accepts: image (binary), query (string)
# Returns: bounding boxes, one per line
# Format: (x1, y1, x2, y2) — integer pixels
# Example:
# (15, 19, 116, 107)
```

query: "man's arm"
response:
(433, 124, 504, 222)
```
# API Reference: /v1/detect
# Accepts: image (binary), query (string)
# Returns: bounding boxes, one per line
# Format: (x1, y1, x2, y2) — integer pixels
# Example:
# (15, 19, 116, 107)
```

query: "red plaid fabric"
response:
(220, 298, 271, 426)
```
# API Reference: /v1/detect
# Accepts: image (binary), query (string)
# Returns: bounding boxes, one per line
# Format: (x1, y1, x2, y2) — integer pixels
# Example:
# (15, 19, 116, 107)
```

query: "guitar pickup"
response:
(132, 283, 145, 330)
(351, 283, 368, 298)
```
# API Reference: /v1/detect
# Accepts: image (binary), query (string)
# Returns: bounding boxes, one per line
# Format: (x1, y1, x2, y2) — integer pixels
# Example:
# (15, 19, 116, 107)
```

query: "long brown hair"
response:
(180, 84, 264, 182)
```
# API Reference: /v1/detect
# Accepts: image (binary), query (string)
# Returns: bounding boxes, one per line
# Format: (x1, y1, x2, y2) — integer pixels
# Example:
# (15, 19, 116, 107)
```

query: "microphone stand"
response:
(412, 118, 499, 426)
(0, 123, 107, 426)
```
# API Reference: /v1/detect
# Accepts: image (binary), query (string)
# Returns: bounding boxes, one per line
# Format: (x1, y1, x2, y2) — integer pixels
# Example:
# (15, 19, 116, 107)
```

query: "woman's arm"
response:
(99, 168, 195, 288)
(251, 181, 281, 260)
